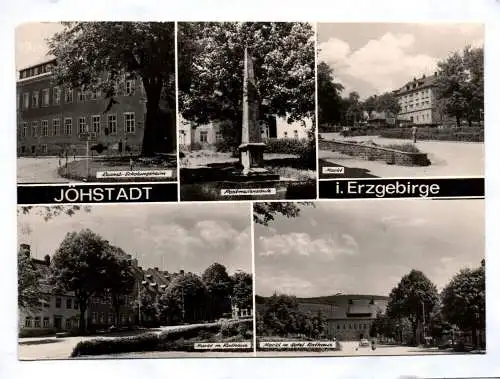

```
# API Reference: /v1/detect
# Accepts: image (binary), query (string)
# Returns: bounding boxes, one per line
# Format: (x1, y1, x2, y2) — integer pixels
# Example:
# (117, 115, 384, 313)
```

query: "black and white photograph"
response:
(253, 200, 485, 356)
(17, 203, 253, 360)
(177, 22, 316, 201)
(16, 22, 177, 184)
(317, 23, 484, 179)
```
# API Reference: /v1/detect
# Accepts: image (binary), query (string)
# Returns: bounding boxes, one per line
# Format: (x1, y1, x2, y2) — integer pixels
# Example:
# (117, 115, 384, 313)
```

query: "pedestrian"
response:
(371, 339, 376, 351)
(412, 125, 418, 143)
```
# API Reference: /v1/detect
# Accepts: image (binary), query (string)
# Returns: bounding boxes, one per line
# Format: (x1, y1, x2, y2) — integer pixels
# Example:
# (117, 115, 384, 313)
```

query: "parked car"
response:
(359, 338, 370, 347)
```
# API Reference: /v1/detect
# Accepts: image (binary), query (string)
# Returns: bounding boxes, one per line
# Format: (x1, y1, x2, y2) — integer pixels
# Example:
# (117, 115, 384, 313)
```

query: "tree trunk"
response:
(142, 80, 163, 157)
(455, 115, 460, 128)
(79, 298, 88, 334)
(112, 296, 121, 327)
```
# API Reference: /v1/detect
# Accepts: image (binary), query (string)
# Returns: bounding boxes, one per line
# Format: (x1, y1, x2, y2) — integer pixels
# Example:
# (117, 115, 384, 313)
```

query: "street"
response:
(257, 341, 457, 357)
(319, 133, 484, 178)
(17, 157, 81, 184)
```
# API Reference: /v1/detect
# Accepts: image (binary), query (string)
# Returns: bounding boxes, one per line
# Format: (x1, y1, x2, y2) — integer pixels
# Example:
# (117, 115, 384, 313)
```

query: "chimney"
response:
(434, 71, 437, 77)
(180, 269, 185, 276)
(44, 254, 50, 265)
(422, 74, 426, 79)
(20, 244, 30, 257)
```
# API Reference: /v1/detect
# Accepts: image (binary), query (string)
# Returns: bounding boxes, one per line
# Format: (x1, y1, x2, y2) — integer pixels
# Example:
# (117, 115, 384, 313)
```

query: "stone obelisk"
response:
(239, 47, 266, 175)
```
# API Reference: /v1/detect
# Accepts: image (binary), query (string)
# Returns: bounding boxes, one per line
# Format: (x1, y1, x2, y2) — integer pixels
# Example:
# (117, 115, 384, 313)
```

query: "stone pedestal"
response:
(238, 142, 266, 175)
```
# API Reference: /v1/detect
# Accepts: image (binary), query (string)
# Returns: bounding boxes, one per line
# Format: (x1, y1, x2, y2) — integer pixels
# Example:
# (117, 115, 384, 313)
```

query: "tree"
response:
(386, 270, 439, 345)
(317, 61, 344, 125)
(50, 229, 117, 332)
(370, 310, 395, 339)
(344, 91, 363, 126)
(253, 201, 314, 226)
(18, 205, 91, 221)
(435, 46, 484, 127)
(441, 262, 485, 347)
(18, 248, 45, 310)
(48, 22, 176, 156)
(160, 273, 209, 324)
(202, 263, 233, 320)
(231, 271, 253, 310)
(178, 22, 315, 147)
(131, 287, 160, 326)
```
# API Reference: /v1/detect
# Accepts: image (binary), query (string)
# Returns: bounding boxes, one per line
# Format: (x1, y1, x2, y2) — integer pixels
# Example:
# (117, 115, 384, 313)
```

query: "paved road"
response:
(17, 157, 81, 184)
(320, 133, 484, 178)
(257, 341, 457, 357)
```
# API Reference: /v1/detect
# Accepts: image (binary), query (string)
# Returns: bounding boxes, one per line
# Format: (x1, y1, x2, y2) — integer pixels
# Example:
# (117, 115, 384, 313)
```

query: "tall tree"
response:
(253, 201, 314, 226)
(231, 271, 253, 310)
(47, 22, 176, 156)
(317, 61, 344, 125)
(50, 229, 116, 332)
(345, 91, 363, 125)
(386, 270, 439, 345)
(18, 248, 45, 310)
(441, 262, 485, 347)
(178, 22, 315, 147)
(435, 46, 484, 127)
(202, 263, 233, 319)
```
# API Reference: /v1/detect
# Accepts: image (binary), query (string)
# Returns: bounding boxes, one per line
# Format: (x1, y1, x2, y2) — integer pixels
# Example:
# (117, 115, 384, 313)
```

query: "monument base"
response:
(238, 142, 267, 175)
(228, 167, 280, 182)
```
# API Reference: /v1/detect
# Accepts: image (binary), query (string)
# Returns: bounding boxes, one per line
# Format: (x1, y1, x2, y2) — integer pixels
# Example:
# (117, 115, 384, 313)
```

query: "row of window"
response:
(401, 88, 432, 99)
(90, 312, 133, 324)
(20, 113, 136, 138)
(44, 297, 79, 310)
(402, 100, 431, 112)
(24, 316, 79, 329)
(333, 323, 369, 330)
(18, 80, 136, 110)
(19, 62, 54, 79)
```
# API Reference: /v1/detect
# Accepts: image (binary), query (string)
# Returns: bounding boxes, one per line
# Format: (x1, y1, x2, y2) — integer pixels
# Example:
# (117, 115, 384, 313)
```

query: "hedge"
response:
(263, 138, 310, 156)
(380, 127, 484, 142)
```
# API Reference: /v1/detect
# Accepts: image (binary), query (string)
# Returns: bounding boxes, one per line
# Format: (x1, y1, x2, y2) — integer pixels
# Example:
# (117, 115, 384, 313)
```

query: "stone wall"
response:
(319, 140, 430, 167)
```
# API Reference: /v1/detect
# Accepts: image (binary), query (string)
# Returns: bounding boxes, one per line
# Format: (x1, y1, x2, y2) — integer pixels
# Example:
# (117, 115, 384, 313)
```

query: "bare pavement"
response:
(319, 133, 484, 178)
(17, 157, 81, 184)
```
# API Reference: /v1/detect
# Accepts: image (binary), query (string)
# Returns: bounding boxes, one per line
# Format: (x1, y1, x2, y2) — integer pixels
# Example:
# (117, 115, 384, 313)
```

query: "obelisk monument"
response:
(239, 48, 266, 175)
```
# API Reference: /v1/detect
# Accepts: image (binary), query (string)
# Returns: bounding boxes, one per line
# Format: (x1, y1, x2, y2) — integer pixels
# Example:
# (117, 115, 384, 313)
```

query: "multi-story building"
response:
(297, 294, 389, 340)
(394, 73, 441, 125)
(16, 59, 175, 157)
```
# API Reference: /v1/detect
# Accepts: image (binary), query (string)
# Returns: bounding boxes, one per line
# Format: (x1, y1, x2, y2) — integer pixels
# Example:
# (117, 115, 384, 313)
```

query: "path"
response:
(17, 157, 81, 184)
(320, 133, 484, 178)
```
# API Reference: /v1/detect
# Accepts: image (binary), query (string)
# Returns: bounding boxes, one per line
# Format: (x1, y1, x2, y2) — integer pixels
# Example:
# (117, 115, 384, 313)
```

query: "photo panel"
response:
(17, 203, 254, 360)
(177, 22, 317, 202)
(253, 200, 485, 357)
(316, 23, 484, 199)
(16, 22, 178, 186)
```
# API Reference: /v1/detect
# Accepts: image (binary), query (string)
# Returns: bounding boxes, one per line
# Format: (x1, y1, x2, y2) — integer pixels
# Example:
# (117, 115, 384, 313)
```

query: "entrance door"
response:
(53, 315, 62, 330)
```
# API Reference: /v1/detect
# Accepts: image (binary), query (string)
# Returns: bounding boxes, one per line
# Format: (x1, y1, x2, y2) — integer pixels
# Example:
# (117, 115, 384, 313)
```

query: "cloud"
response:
(258, 232, 358, 258)
(381, 215, 428, 228)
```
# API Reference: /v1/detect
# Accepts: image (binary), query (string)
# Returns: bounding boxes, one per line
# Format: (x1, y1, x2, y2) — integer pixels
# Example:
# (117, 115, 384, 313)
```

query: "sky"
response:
(17, 203, 252, 275)
(254, 199, 484, 298)
(318, 23, 484, 99)
(15, 22, 63, 70)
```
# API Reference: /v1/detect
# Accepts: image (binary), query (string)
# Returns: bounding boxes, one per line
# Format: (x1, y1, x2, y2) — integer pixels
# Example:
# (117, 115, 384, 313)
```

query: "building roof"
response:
(395, 74, 438, 95)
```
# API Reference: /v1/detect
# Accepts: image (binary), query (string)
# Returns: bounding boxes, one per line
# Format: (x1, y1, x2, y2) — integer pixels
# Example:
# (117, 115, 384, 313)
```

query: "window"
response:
(33, 66, 39, 76)
(337, 325, 340, 329)
(40, 144, 47, 154)
(215, 131, 223, 142)
(22, 122, 28, 137)
(64, 88, 73, 103)
(34, 317, 41, 328)
(124, 112, 136, 134)
(17, 93, 20, 109)
(121, 314, 126, 324)
(31, 121, 38, 137)
(32, 91, 39, 108)
(78, 117, 87, 134)
(43, 317, 49, 328)
(24, 317, 32, 328)
(199, 131, 208, 143)
(65, 319, 72, 329)
(73, 319, 79, 328)
(43, 299, 49, 308)
(100, 313, 105, 323)
(41, 120, 48, 136)
(64, 118, 72, 135)
(108, 314, 114, 324)
(52, 119, 60, 136)
(53, 87, 60, 105)
(77, 89, 85, 102)
(91, 312, 97, 323)
(107, 114, 117, 135)
(349, 324, 352, 329)
(294, 130, 298, 139)
(42, 88, 49, 106)
(31, 145, 36, 154)
(125, 79, 135, 95)
(90, 89, 99, 100)
(23, 93, 29, 108)
(91, 115, 101, 135)
(66, 298, 72, 309)
(74, 300, 78, 310)
(55, 297, 61, 308)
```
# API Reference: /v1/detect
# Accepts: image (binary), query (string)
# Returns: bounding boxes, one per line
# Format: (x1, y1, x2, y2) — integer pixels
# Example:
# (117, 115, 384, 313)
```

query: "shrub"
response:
(264, 138, 309, 156)
(383, 143, 421, 153)
(71, 333, 159, 357)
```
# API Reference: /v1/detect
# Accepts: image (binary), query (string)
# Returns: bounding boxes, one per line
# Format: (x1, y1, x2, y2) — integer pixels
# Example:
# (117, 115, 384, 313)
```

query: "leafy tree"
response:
(18, 248, 45, 310)
(50, 229, 116, 332)
(363, 92, 401, 116)
(370, 310, 395, 339)
(231, 271, 253, 310)
(160, 273, 209, 324)
(131, 287, 160, 326)
(345, 91, 363, 126)
(317, 61, 344, 125)
(178, 22, 315, 148)
(202, 263, 233, 319)
(18, 205, 91, 221)
(253, 201, 314, 226)
(441, 262, 485, 347)
(47, 22, 176, 156)
(386, 270, 439, 345)
(435, 46, 484, 127)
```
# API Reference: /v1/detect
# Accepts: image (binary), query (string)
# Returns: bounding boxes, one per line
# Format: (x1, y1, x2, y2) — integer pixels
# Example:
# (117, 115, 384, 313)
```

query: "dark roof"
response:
(395, 75, 437, 95)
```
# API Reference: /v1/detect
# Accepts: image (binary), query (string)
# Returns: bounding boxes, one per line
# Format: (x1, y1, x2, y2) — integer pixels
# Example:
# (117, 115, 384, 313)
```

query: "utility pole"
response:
(135, 252, 141, 327)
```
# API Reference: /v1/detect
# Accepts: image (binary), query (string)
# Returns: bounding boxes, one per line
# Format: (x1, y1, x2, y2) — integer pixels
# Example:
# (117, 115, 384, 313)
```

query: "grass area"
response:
(383, 143, 421, 153)
(71, 320, 253, 357)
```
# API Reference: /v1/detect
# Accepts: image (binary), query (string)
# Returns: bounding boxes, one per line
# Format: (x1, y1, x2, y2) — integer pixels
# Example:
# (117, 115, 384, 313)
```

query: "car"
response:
(359, 338, 370, 347)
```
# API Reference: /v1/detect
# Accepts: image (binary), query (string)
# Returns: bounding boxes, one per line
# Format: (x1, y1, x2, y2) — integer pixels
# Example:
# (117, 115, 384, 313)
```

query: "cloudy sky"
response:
(255, 199, 484, 297)
(18, 203, 252, 275)
(15, 22, 63, 70)
(318, 23, 484, 99)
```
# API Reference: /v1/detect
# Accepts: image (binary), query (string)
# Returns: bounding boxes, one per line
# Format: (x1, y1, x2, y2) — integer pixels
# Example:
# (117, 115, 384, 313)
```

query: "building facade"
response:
(298, 294, 389, 340)
(16, 59, 175, 157)
(395, 73, 441, 125)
